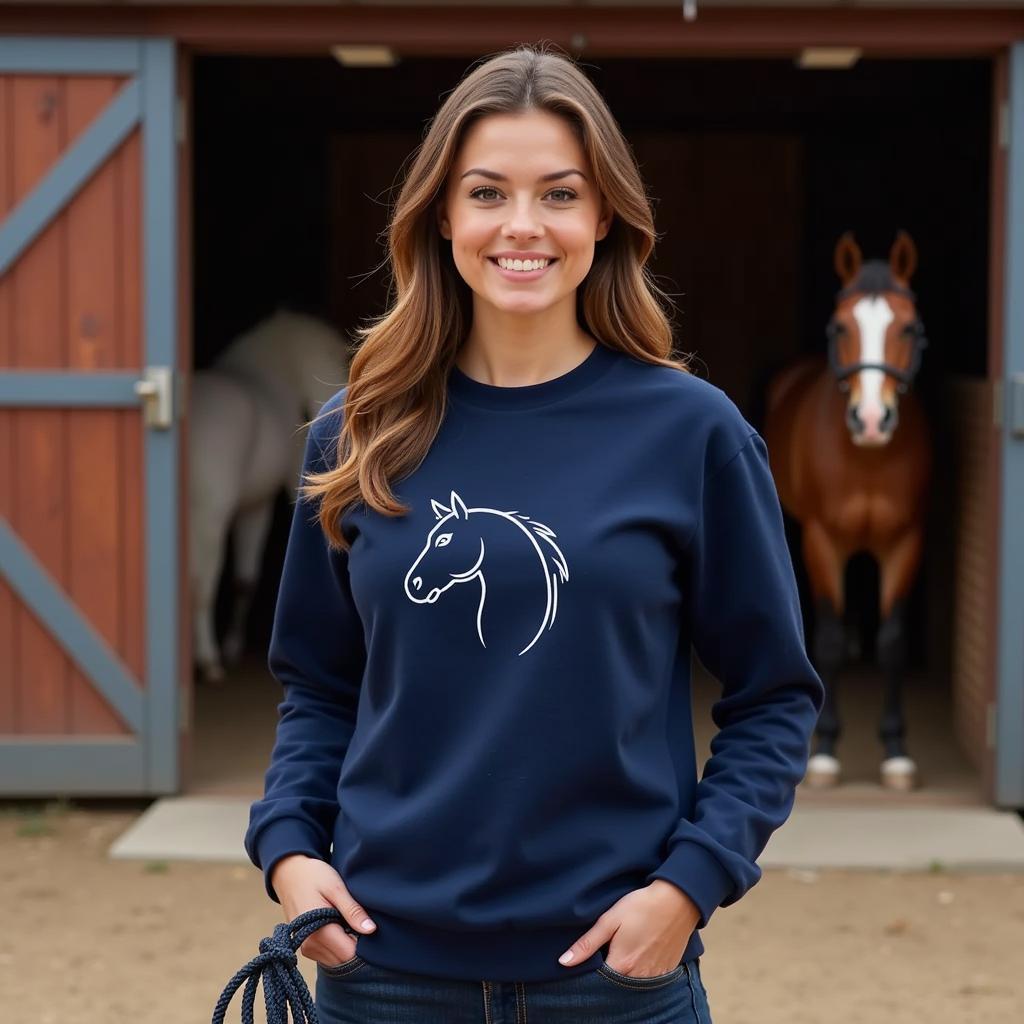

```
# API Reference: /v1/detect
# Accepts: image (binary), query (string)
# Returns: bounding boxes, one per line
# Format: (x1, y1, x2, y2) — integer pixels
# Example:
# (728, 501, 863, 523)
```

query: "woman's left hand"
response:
(557, 879, 700, 977)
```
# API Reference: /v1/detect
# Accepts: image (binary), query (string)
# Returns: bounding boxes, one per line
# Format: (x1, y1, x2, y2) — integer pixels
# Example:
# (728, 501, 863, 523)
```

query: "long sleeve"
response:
(645, 429, 825, 928)
(242, 388, 367, 904)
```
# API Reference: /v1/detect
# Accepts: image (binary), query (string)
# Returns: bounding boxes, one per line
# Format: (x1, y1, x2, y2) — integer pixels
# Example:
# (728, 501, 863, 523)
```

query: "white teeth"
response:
(496, 257, 550, 272)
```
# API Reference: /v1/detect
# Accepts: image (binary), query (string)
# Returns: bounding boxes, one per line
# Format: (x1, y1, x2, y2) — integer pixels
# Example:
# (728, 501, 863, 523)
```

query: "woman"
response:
(244, 43, 824, 1024)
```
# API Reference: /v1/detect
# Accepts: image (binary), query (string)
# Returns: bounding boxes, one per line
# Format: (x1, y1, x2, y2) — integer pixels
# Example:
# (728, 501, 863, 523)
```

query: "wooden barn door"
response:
(0, 38, 180, 794)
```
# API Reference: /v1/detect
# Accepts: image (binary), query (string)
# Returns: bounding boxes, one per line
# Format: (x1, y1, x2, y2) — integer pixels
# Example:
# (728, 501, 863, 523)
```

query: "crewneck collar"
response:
(447, 342, 618, 411)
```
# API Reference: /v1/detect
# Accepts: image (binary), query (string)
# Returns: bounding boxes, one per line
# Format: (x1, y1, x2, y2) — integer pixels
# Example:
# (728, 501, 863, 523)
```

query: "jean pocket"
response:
(317, 953, 367, 978)
(596, 957, 687, 990)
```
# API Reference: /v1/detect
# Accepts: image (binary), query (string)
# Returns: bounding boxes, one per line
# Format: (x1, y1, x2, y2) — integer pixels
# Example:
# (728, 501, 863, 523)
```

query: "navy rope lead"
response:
(212, 906, 345, 1024)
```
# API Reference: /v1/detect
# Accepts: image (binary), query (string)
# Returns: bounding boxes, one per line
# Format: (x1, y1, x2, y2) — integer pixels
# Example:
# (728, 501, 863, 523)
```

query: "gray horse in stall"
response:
(189, 309, 350, 683)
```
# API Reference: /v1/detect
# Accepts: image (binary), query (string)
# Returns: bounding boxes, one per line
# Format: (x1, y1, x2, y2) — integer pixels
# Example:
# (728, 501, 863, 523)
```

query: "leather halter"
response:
(826, 283, 928, 394)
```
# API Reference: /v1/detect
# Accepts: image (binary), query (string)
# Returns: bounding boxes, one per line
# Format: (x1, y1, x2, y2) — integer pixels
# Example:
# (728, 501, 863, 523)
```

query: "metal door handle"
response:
(134, 366, 174, 429)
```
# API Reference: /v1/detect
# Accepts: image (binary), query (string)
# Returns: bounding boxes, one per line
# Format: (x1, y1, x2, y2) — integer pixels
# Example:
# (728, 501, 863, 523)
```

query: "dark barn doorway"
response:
(189, 53, 990, 797)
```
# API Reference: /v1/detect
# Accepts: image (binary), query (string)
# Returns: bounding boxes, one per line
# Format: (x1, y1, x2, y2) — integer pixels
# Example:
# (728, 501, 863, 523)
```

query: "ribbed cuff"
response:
(253, 818, 328, 904)
(645, 840, 736, 929)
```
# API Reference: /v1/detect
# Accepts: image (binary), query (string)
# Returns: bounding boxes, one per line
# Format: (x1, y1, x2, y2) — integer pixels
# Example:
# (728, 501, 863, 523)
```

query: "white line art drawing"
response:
(403, 490, 569, 656)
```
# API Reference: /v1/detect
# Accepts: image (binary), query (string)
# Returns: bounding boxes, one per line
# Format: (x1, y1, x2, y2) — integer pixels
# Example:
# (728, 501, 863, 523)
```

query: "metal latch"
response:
(1011, 372, 1024, 439)
(134, 366, 174, 429)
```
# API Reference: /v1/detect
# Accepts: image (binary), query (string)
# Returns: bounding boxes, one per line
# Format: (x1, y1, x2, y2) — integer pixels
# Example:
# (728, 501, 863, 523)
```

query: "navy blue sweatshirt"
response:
(243, 341, 824, 983)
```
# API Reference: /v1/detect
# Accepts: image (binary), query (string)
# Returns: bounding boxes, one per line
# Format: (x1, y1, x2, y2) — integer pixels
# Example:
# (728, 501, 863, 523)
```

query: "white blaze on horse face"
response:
(851, 296, 894, 444)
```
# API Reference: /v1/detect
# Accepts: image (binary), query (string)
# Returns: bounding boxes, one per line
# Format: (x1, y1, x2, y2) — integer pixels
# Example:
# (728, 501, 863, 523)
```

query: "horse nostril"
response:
(846, 405, 862, 433)
(880, 406, 896, 432)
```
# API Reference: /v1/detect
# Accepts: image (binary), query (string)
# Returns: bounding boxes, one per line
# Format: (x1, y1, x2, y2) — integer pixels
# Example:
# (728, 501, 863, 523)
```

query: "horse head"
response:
(827, 230, 928, 446)
(404, 491, 483, 606)
(403, 491, 569, 655)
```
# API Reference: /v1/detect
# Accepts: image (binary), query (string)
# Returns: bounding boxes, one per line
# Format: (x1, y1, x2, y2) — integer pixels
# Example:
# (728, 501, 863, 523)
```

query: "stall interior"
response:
(189, 54, 991, 801)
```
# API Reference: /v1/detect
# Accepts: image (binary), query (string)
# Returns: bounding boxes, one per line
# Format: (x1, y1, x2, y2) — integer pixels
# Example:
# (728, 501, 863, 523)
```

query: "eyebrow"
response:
(459, 168, 588, 183)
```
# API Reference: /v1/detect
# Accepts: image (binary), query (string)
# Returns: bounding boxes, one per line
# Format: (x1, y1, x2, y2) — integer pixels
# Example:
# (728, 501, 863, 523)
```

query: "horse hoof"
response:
(805, 753, 841, 788)
(880, 755, 917, 791)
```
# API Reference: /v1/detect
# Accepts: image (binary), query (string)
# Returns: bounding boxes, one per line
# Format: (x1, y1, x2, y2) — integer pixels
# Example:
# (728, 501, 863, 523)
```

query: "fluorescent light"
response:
(797, 47, 863, 70)
(330, 45, 398, 67)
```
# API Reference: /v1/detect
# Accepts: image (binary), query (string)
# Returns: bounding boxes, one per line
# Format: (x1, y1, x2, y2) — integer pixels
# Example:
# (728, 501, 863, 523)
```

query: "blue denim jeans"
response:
(315, 951, 713, 1023)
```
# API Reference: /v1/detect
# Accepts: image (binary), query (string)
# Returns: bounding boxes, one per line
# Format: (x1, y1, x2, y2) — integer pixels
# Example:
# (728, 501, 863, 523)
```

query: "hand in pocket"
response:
(270, 854, 377, 968)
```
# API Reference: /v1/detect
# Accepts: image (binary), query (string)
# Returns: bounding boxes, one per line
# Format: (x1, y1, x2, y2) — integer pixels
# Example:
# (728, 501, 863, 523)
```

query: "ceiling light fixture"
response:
(797, 47, 863, 70)
(330, 45, 398, 68)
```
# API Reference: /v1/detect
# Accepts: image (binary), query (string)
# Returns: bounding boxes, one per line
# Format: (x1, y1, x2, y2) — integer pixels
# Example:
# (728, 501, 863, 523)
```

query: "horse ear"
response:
(430, 498, 450, 519)
(834, 231, 862, 286)
(889, 229, 918, 284)
(450, 491, 469, 520)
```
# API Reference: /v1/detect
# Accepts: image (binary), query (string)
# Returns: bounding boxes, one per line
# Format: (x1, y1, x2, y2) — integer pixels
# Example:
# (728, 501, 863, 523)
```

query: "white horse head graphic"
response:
(403, 490, 569, 656)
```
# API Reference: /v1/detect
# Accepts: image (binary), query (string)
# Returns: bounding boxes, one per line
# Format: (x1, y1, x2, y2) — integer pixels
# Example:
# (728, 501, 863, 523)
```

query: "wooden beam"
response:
(0, 6, 1022, 57)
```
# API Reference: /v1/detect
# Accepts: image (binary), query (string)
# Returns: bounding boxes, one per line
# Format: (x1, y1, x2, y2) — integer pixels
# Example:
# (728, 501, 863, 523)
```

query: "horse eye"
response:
(434, 533, 452, 547)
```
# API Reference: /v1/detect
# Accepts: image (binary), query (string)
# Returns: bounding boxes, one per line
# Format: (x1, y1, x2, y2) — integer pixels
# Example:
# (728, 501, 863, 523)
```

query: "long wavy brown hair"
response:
(304, 42, 692, 551)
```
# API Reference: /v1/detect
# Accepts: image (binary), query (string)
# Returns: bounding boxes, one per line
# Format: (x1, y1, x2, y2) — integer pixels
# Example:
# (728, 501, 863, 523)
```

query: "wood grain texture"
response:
(947, 377, 995, 776)
(0, 76, 13, 730)
(1, 73, 143, 735)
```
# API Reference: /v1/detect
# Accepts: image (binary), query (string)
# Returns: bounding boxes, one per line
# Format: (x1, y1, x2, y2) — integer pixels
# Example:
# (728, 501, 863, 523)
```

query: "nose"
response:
(859, 403, 883, 435)
(504, 200, 543, 237)
(846, 402, 897, 439)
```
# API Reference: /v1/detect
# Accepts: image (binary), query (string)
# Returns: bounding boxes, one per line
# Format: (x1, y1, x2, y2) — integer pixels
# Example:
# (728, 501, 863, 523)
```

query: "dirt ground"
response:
(1, 800, 1022, 1024)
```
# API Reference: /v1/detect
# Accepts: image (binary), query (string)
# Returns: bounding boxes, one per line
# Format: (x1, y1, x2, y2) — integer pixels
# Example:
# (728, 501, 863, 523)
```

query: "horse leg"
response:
(191, 508, 230, 686)
(222, 499, 274, 667)
(877, 529, 924, 791)
(802, 519, 848, 787)
(808, 597, 847, 786)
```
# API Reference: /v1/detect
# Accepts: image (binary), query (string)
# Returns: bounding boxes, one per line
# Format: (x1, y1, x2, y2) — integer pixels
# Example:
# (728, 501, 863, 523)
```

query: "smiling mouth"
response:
(486, 258, 559, 281)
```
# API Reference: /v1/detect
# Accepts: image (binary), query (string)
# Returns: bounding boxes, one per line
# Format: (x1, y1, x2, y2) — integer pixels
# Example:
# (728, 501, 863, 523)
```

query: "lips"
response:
(487, 257, 558, 281)
(487, 257, 558, 266)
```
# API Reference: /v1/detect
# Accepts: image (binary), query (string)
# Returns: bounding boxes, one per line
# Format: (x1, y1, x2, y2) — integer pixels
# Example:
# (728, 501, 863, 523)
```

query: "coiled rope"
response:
(212, 906, 345, 1023)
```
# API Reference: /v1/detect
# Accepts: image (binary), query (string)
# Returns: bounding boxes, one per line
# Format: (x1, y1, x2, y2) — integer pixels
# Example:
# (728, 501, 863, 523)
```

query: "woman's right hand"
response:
(270, 854, 377, 969)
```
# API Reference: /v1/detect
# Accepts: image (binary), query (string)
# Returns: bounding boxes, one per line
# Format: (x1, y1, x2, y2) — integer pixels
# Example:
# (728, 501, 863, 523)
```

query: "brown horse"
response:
(763, 230, 932, 790)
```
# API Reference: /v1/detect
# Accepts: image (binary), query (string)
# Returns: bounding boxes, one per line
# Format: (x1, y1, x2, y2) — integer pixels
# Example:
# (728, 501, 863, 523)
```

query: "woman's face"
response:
(437, 108, 612, 318)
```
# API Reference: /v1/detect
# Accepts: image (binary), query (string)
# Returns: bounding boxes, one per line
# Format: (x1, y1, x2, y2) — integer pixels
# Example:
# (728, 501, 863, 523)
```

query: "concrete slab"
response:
(109, 796, 1024, 873)
(108, 795, 252, 861)
(760, 806, 1024, 871)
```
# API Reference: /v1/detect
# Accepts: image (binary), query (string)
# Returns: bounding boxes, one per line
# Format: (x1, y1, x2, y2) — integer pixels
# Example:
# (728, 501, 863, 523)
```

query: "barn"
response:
(0, 1, 1021, 812)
